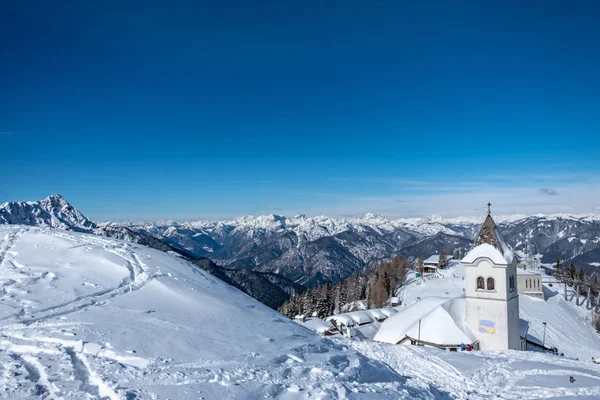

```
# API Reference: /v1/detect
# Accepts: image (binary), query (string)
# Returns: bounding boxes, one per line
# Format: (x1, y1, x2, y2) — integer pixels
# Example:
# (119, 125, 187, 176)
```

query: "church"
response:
(376, 205, 524, 351)
(462, 205, 521, 350)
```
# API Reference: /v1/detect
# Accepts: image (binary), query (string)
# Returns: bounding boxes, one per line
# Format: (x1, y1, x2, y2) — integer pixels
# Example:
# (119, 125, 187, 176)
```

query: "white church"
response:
(462, 207, 521, 350)
(376, 206, 525, 351)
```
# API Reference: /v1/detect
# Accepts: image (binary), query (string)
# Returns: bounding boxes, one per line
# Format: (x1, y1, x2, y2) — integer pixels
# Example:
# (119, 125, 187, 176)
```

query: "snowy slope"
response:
(345, 339, 600, 400)
(0, 225, 431, 399)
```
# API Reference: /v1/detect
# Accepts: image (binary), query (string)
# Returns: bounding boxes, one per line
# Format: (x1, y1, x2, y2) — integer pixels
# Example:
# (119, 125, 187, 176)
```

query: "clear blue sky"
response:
(1, 1, 599, 220)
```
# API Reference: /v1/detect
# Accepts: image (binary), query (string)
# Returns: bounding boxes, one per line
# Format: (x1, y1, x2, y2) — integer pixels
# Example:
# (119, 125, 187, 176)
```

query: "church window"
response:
(487, 277, 495, 291)
(526, 279, 528, 288)
(477, 277, 484, 290)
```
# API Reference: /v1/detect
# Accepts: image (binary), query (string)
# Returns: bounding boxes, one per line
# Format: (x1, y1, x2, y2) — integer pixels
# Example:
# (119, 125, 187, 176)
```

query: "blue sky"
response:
(1, 1, 599, 220)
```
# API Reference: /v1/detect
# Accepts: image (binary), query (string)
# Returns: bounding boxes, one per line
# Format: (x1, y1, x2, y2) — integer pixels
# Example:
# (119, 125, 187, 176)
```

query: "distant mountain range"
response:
(2, 195, 600, 292)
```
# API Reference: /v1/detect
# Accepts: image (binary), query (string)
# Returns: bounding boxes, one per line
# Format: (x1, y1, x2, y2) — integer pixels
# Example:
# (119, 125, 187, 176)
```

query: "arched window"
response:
(487, 277, 495, 291)
(509, 276, 514, 290)
(477, 277, 484, 290)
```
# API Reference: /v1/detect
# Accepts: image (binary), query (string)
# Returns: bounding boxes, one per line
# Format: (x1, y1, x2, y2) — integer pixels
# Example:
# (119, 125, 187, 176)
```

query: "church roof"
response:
(474, 214, 503, 249)
(463, 209, 514, 265)
(374, 297, 476, 346)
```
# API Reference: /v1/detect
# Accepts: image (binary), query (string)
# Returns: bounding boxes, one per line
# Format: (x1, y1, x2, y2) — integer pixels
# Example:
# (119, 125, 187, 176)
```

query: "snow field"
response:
(0, 226, 439, 399)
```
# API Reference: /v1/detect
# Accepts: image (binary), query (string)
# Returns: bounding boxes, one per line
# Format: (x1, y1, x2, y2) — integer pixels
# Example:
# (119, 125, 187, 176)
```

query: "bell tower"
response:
(462, 204, 520, 350)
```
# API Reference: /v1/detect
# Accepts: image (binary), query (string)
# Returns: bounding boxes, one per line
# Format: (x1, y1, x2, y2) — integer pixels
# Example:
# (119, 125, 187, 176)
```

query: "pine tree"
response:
(568, 263, 577, 283)
(554, 259, 563, 282)
(577, 268, 585, 284)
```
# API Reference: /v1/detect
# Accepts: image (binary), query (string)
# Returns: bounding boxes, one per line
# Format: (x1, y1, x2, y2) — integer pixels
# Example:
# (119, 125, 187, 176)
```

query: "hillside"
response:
(0, 225, 422, 399)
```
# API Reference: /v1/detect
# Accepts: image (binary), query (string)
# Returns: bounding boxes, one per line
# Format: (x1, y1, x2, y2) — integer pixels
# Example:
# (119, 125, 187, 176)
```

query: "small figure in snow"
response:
(460, 343, 466, 351)
(569, 376, 575, 383)
(466, 344, 472, 352)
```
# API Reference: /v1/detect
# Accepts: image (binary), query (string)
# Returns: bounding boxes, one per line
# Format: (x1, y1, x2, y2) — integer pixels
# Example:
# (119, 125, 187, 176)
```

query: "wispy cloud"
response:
(539, 188, 558, 196)
(227, 180, 276, 184)
(0, 131, 15, 135)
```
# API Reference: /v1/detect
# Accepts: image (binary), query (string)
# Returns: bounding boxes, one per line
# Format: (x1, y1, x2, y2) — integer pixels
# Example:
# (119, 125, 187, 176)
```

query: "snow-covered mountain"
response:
(3, 195, 600, 288)
(134, 213, 600, 284)
(0, 194, 95, 230)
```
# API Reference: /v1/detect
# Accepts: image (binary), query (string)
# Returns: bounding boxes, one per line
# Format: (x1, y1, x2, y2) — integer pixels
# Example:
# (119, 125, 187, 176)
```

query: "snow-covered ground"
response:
(0, 225, 436, 399)
(2, 225, 600, 399)
(343, 339, 600, 400)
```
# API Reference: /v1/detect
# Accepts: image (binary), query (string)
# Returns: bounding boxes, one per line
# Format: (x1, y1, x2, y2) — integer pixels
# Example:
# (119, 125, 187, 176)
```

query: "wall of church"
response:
(466, 296, 519, 350)
(465, 257, 520, 351)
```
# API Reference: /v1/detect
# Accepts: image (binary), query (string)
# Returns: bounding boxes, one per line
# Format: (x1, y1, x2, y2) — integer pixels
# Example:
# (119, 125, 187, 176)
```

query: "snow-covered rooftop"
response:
(298, 317, 337, 334)
(374, 296, 476, 346)
(462, 243, 510, 265)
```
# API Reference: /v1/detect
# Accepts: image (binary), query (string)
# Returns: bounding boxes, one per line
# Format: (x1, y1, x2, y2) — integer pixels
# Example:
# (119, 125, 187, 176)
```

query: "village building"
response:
(517, 269, 544, 299)
(462, 205, 521, 351)
(422, 254, 452, 272)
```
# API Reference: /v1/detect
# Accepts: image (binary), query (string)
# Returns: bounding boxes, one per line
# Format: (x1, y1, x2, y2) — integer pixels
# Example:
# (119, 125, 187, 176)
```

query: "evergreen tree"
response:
(453, 249, 460, 260)
(577, 268, 586, 284)
(568, 263, 577, 282)
(554, 259, 563, 282)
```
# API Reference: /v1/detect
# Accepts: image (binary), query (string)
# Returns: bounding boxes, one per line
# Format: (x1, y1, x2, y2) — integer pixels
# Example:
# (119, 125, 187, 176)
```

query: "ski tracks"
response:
(14, 241, 153, 326)
(0, 227, 26, 266)
(8, 353, 60, 399)
(66, 347, 120, 400)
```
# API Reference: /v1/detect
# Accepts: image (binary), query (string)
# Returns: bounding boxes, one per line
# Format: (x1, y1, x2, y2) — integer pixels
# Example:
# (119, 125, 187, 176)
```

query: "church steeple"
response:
(473, 203, 504, 253)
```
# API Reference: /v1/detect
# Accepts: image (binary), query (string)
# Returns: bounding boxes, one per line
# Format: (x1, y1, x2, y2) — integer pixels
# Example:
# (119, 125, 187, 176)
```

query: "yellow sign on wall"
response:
(479, 320, 495, 334)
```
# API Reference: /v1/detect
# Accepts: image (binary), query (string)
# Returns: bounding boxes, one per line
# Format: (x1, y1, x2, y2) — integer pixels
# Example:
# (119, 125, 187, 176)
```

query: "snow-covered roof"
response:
(462, 243, 509, 265)
(379, 308, 398, 317)
(517, 269, 541, 276)
(299, 318, 337, 334)
(424, 255, 440, 264)
(374, 297, 476, 346)
(326, 314, 355, 327)
(366, 309, 388, 321)
(345, 311, 373, 325)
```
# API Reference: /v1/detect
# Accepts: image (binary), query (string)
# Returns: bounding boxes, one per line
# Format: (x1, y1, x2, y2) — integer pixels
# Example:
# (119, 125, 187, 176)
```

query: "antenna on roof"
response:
(487, 202, 492, 216)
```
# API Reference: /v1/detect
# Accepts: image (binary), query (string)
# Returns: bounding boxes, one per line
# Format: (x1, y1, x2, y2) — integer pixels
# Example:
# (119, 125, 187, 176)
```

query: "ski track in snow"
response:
(0, 228, 153, 399)
(3, 238, 152, 326)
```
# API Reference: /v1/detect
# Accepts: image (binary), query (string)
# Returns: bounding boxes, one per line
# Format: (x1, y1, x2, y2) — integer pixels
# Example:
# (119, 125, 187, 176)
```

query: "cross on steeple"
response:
(487, 202, 492, 215)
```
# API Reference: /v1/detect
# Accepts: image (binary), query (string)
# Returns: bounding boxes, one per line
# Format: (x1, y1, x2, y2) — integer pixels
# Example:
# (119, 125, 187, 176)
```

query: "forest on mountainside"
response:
(279, 256, 410, 318)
